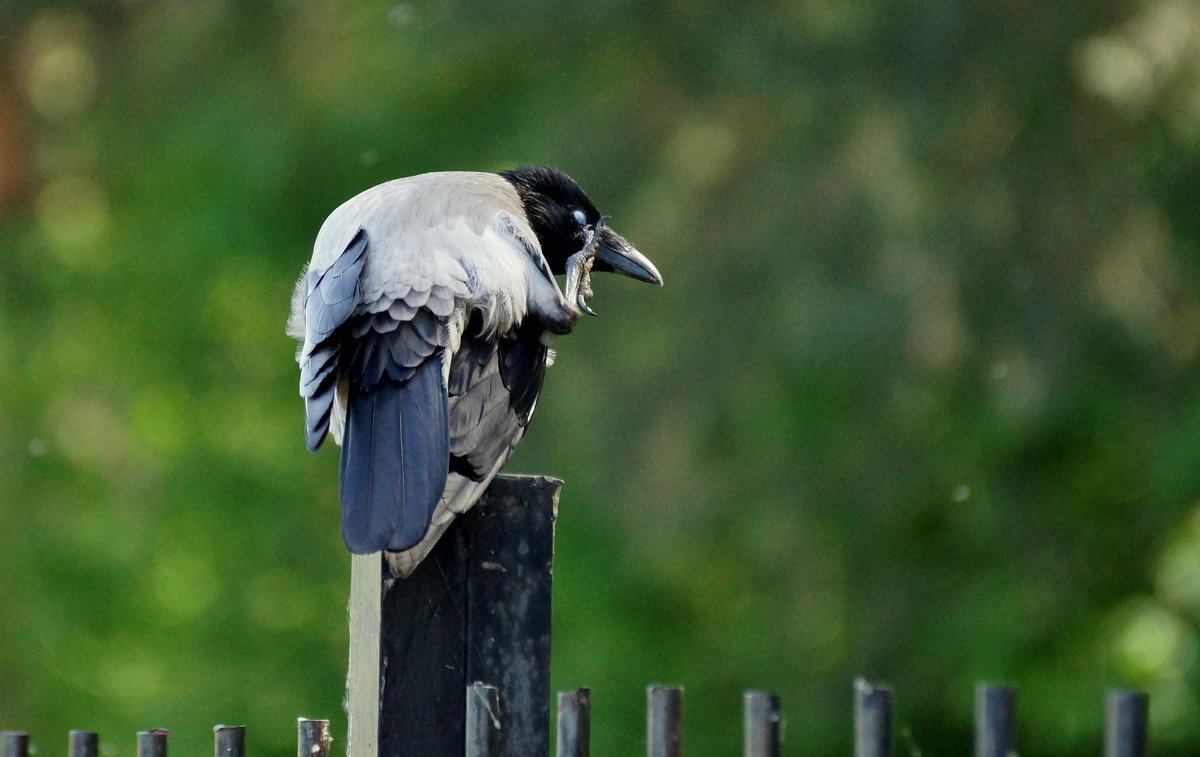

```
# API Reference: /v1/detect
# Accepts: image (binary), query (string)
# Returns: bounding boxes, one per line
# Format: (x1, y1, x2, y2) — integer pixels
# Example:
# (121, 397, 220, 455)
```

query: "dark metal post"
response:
(556, 688, 591, 757)
(975, 684, 1016, 757)
(69, 731, 98, 757)
(647, 685, 683, 757)
(1104, 690, 1148, 757)
(744, 691, 782, 757)
(298, 719, 331, 757)
(743, 690, 781, 757)
(376, 474, 560, 757)
(1, 732, 28, 757)
(137, 730, 169, 757)
(854, 678, 891, 757)
(213, 726, 245, 757)
(466, 683, 501, 757)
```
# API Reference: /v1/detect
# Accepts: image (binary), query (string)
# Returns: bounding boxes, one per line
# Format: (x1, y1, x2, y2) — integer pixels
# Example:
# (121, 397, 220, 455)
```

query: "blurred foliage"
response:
(3, 0, 1200, 754)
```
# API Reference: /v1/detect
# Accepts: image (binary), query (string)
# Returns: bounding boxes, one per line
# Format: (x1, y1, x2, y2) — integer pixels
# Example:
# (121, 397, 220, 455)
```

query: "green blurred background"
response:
(3, 0, 1200, 754)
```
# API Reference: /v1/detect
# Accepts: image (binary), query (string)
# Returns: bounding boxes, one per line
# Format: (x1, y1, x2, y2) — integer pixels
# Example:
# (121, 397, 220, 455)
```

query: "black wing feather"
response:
(447, 318, 548, 480)
(339, 310, 451, 553)
(300, 229, 368, 451)
(340, 354, 449, 552)
(498, 320, 549, 420)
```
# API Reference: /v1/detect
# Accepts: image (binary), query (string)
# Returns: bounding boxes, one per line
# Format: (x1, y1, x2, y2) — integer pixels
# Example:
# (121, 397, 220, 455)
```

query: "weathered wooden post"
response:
(347, 474, 560, 757)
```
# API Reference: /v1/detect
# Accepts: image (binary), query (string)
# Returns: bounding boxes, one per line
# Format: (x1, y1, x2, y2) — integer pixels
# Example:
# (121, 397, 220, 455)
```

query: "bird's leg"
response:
(564, 215, 609, 317)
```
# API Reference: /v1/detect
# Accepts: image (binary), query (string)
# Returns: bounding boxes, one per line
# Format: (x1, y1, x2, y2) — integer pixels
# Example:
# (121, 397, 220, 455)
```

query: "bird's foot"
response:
(564, 215, 609, 317)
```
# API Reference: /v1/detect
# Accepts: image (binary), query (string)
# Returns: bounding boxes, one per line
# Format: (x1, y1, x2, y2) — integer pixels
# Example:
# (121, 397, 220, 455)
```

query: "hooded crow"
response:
(287, 165, 662, 576)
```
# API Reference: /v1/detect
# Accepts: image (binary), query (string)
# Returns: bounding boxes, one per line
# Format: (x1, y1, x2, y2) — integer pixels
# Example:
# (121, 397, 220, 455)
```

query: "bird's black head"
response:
(499, 165, 662, 285)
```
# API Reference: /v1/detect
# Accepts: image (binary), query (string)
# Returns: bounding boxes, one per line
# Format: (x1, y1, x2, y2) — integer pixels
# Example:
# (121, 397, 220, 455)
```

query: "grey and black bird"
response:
(287, 165, 662, 575)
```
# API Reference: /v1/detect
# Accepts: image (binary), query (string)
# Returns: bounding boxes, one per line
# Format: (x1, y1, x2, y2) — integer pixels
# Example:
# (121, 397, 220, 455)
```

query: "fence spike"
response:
(1105, 689, 1148, 757)
(466, 683, 500, 757)
(297, 718, 330, 757)
(137, 730, 168, 757)
(647, 685, 683, 757)
(213, 726, 245, 757)
(69, 731, 98, 757)
(743, 690, 781, 757)
(556, 688, 591, 757)
(975, 683, 1016, 757)
(1, 732, 28, 757)
(854, 677, 892, 757)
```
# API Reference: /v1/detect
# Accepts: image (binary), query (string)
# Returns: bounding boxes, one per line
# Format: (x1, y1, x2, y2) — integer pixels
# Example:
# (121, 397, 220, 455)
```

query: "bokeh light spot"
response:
(21, 9, 98, 121)
(1114, 600, 1194, 681)
(35, 174, 110, 264)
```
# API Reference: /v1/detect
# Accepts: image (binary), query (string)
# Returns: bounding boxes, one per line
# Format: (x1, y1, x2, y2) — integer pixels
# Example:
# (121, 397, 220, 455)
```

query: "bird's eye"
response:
(571, 209, 587, 226)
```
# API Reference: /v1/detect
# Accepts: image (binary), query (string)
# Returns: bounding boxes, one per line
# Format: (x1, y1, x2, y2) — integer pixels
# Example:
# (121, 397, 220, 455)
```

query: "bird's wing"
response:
(447, 316, 547, 478)
(332, 223, 477, 553)
(295, 229, 368, 451)
(338, 306, 453, 553)
(294, 225, 467, 554)
(384, 316, 549, 577)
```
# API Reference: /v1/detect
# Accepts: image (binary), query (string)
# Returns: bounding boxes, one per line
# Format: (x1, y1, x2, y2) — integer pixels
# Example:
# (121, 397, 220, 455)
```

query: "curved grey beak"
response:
(595, 228, 663, 286)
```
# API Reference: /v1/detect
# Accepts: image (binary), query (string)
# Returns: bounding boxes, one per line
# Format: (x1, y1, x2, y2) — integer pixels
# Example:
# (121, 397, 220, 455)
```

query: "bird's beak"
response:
(594, 228, 663, 286)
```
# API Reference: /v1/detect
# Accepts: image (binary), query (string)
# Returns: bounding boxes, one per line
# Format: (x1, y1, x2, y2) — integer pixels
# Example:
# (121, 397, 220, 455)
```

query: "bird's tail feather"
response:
(384, 467, 502, 578)
(340, 355, 449, 553)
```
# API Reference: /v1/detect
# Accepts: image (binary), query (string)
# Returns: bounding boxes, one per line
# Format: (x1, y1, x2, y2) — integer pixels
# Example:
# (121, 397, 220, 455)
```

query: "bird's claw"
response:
(578, 293, 597, 317)
(564, 215, 608, 317)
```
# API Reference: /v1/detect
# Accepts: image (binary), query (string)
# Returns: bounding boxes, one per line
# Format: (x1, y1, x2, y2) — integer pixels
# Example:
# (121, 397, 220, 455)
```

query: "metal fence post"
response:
(1, 732, 28, 757)
(1105, 690, 1148, 757)
(213, 726, 244, 757)
(975, 684, 1016, 757)
(556, 688, 591, 757)
(69, 731, 98, 757)
(647, 685, 683, 757)
(136, 730, 168, 757)
(466, 683, 501, 757)
(298, 718, 331, 757)
(854, 678, 891, 757)
(743, 690, 781, 757)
